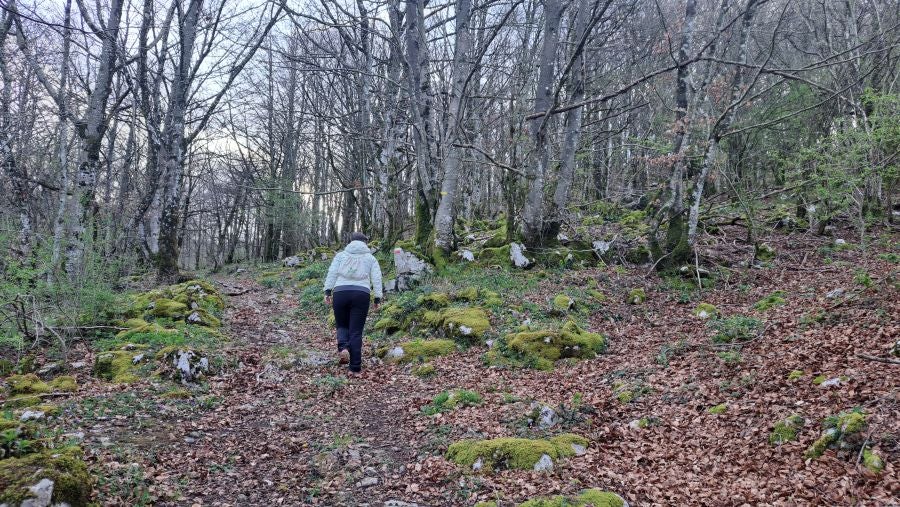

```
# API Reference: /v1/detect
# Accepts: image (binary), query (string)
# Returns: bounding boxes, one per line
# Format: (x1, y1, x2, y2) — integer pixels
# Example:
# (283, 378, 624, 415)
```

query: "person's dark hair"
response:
(350, 232, 369, 243)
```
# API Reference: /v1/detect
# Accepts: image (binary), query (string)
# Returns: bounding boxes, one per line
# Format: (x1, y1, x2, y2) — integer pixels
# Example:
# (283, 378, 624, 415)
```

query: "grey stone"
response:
(458, 249, 475, 262)
(357, 477, 379, 488)
(385, 346, 405, 360)
(533, 454, 553, 471)
(592, 240, 611, 256)
(825, 288, 845, 299)
(282, 256, 302, 268)
(20, 478, 54, 507)
(510, 242, 531, 268)
(20, 410, 45, 422)
(384, 501, 420, 507)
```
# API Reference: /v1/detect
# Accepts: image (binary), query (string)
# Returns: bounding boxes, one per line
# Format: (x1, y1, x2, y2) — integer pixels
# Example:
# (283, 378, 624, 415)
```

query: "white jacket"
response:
(324, 240, 383, 299)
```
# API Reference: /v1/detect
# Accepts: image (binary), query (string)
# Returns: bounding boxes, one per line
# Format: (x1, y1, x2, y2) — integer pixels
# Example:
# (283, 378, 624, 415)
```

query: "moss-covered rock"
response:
(378, 339, 457, 363)
(506, 321, 606, 370)
(694, 303, 717, 319)
(805, 409, 867, 459)
(446, 434, 588, 472)
(440, 307, 490, 340)
(418, 293, 451, 309)
(478, 245, 512, 267)
(769, 415, 805, 445)
(127, 279, 224, 326)
(93, 346, 148, 383)
(787, 370, 804, 381)
(626, 288, 646, 304)
(7, 374, 51, 396)
(114, 322, 182, 342)
(862, 448, 885, 473)
(0, 446, 91, 506)
(755, 242, 776, 262)
(552, 294, 574, 313)
(456, 287, 479, 302)
(3, 374, 76, 409)
(373, 317, 402, 334)
(518, 489, 626, 507)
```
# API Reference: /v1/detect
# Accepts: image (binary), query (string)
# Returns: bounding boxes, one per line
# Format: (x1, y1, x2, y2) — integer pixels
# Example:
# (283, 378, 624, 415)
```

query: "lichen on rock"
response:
(446, 433, 588, 472)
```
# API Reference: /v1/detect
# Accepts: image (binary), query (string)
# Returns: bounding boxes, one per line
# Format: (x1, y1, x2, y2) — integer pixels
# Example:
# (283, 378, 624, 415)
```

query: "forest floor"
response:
(26, 228, 900, 506)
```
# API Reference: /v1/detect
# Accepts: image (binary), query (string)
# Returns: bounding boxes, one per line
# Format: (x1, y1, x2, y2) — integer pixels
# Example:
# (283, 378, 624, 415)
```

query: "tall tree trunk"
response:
(63, 0, 124, 276)
(522, 0, 562, 247)
(405, 0, 436, 246)
(156, 0, 202, 280)
(432, 0, 474, 263)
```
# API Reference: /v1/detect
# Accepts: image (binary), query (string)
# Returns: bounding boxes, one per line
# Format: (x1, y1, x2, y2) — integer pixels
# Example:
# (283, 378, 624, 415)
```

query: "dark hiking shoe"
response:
(339, 349, 350, 365)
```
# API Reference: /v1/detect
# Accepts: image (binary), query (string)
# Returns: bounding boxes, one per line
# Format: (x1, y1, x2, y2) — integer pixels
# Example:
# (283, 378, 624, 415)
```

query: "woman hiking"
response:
(323, 232, 383, 374)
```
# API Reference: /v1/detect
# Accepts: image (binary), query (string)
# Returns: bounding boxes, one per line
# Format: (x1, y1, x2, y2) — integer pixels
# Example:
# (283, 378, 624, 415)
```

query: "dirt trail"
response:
(81, 235, 898, 506)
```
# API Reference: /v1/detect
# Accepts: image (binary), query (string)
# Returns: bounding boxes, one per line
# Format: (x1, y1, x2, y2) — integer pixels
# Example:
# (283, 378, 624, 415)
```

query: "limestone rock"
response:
(21, 478, 54, 507)
(509, 243, 532, 268)
(458, 249, 475, 262)
(533, 454, 553, 471)
(282, 255, 301, 268)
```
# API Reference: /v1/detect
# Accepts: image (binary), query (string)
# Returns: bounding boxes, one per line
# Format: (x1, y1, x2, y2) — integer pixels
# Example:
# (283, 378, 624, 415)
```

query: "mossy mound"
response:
(755, 243, 776, 261)
(694, 303, 717, 319)
(455, 287, 479, 302)
(753, 291, 786, 311)
(552, 294, 575, 313)
(862, 448, 885, 473)
(378, 339, 457, 363)
(626, 288, 646, 304)
(446, 434, 588, 472)
(612, 381, 650, 404)
(93, 346, 149, 383)
(417, 293, 451, 309)
(805, 409, 867, 459)
(0, 446, 91, 505)
(412, 363, 436, 378)
(519, 489, 626, 507)
(3, 375, 77, 409)
(440, 307, 490, 340)
(127, 279, 224, 325)
(115, 322, 182, 342)
(506, 321, 606, 370)
(769, 415, 805, 445)
(478, 245, 512, 268)
(422, 389, 482, 415)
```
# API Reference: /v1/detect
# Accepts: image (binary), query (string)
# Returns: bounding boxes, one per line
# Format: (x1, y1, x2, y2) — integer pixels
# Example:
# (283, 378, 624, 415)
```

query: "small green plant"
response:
(853, 269, 873, 287)
(710, 315, 762, 343)
(707, 403, 727, 415)
(753, 291, 786, 311)
(656, 339, 688, 367)
(422, 389, 483, 415)
(312, 375, 347, 397)
(717, 351, 742, 364)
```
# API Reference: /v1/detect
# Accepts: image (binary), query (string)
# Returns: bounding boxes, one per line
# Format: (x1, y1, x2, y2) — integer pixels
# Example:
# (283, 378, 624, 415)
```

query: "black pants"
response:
(332, 290, 370, 372)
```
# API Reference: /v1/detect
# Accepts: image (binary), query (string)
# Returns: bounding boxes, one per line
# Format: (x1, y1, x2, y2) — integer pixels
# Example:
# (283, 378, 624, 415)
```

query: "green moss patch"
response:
(519, 489, 626, 507)
(378, 339, 457, 363)
(506, 321, 606, 370)
(805, 409, 867, 459)
(769, 415, 805, 445)
(626, 288, 646, 304)
(862, 448, 885, 473)
(694, 303, 717, 319)
(552, 294, 575, 313)
(439, 307, 490, 340)
(753, 291, 786, 311)
(707, 403, 727, 415)
(126, 279, 224, 325)
(412, 363, 436, 378)
(421, 389, 482, 415)
(0, 446, 91, 505)
(93, 346, 148, 383)
(613, 380, 650, 404)
(446, 434, 588, 472)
